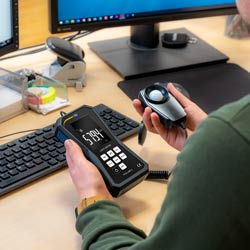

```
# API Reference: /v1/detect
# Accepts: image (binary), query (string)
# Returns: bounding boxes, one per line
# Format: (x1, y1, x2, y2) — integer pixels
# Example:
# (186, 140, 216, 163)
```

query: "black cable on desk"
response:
(0, 129, 38, 140)
(0, 30, 94, 61)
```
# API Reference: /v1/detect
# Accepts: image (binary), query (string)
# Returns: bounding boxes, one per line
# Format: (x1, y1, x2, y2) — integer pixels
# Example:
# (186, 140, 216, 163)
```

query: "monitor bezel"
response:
(49, 1, 237, 33)
(0, 0, 19, 57)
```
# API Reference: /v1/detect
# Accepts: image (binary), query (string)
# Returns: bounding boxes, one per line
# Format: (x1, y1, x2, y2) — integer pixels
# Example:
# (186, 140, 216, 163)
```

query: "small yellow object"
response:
(28, 86, 56, 104)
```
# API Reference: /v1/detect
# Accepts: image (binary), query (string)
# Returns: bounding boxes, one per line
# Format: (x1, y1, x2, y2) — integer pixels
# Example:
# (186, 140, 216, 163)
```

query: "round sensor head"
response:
(145, 85, 169, 104)
(148, 89, 165, 102)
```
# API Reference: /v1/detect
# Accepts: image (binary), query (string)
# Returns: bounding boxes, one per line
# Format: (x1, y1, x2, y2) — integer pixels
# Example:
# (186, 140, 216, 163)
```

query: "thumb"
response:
(167, 83, 192, 108)
(64, 139, 87, 170)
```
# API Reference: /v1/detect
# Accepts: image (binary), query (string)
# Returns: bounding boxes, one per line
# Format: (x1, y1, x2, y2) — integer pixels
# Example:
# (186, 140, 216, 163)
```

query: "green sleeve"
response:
(76, 96, 250, 250)
(75, 201, 147, 250)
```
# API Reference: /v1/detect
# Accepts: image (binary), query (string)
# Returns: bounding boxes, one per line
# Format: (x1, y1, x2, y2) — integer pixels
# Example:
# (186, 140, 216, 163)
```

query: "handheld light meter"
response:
(55, 105, 148, 197)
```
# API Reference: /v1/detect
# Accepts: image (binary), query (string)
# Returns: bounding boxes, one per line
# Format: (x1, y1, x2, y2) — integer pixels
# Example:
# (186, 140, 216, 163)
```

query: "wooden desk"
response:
(0, 17, 250, 250)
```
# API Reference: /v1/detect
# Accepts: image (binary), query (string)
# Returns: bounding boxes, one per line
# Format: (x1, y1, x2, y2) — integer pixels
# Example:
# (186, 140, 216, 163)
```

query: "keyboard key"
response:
(7, 142, 16, 147)
(48, 159, 58, 166)
(0, 153, 5, 160)
(0, 160, 8, 167)
(7, 163, 16, 170)
(18, 137, 27, 143)
(17, 166, 27, 172)
(113, 129, 125, 137)
(11, 147, 22, 153)
(0, 173, 10, 180)
(56, 155, 66, 162)
(6, 156, 16, 163)
(9, 169, 19, 176)
(0, 145, 8, 151)
(0, 167, 8, 174)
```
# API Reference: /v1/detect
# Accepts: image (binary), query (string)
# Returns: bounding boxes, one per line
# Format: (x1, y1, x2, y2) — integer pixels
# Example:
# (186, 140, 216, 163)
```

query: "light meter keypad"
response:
(100, 146, 128, 172)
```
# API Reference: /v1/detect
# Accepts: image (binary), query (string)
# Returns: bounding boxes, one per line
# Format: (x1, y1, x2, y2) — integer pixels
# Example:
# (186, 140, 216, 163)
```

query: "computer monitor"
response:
(49, 1, 237, 79)
(0, 0, 19, 58)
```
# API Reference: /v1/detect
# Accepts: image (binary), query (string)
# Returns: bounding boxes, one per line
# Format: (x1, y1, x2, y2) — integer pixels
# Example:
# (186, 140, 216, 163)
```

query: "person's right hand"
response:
(64, 139, 112, 202)
(133, 83, 208, 151)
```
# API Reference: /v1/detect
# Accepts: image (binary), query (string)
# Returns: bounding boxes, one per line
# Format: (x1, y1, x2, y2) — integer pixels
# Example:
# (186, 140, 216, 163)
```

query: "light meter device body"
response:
(55, 105, 149, 197)
(138, 84, 187, 129)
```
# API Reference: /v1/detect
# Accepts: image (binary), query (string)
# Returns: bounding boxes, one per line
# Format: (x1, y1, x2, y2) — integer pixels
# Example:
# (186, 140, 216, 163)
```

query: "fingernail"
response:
(64, 139, 71, 148)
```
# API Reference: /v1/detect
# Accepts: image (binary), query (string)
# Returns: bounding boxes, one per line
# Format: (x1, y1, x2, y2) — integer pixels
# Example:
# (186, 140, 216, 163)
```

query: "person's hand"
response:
(132, 83, 208, 151)
(64, 139, 112, 201)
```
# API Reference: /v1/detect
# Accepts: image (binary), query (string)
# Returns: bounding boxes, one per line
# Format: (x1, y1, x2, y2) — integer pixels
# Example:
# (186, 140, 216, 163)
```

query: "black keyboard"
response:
(94, 104, 139, 140)
(0, 104, 140, 196)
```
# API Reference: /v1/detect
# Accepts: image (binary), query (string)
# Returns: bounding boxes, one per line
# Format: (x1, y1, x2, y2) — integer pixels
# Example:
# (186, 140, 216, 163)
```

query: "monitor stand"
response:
(89, 26, 229, 80)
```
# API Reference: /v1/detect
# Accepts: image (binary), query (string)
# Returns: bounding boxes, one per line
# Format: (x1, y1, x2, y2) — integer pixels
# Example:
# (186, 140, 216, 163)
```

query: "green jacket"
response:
(76, 95, 250, 250)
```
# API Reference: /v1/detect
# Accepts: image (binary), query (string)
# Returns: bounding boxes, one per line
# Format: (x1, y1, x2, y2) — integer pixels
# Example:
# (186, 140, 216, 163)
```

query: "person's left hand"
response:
(133, 102, 187, 151)
(64, 139, 113, 201)
(133, 83, 207, 151)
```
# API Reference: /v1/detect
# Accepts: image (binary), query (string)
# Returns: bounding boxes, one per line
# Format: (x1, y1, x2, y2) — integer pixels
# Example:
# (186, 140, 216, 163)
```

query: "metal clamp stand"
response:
(43, 60, 86, 91)
(43, 36, 87, 91)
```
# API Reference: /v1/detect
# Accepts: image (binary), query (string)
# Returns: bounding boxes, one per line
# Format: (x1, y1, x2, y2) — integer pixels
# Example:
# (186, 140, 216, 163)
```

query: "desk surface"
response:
(1, 17, 250, 250)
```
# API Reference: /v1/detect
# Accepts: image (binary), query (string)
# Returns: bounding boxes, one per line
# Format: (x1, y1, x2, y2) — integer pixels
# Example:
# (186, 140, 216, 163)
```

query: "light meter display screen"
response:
(71, 115, 111, 151)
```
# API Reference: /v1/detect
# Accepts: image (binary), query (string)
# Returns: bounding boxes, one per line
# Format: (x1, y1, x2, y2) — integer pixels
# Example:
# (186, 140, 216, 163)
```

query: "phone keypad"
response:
(100, 146, 128, 172)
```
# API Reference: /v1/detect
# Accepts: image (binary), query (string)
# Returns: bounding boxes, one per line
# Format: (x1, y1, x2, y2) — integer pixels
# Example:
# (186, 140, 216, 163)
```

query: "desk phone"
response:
(55, 105, 149, 197)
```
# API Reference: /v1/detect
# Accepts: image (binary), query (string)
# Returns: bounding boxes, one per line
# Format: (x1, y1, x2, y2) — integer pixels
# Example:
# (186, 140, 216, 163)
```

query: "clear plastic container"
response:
(22, 72, 70, 115)
(0, 67, 70, 123)
(0, 67, 28, 123)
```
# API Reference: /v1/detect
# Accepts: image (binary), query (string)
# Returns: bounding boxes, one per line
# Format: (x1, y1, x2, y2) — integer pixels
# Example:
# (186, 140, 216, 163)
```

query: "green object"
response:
(76, 95, 250, 249)
(27, 80, 50, 88)
(27, 80, 36, 88)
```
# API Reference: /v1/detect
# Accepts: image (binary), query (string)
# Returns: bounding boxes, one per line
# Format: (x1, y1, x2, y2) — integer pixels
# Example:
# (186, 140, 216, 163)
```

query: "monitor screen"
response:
(50, 0, 236, 33)
(49, 1, 237, 79)
(0, 0, 19, 57)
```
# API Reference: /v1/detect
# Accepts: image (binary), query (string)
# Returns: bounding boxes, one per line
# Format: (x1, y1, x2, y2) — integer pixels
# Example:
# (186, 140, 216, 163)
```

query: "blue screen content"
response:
(58, 0, 235, 23)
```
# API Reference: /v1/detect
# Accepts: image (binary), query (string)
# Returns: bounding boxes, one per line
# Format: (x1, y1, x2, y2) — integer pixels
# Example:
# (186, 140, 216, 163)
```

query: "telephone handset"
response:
(55, 105, 149, 197)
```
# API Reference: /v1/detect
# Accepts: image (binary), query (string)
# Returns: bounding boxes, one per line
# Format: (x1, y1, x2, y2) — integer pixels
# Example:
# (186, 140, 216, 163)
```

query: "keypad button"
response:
(107, 150, 115, 157)
(100, 154, 109, 161)
(113, 146, 121, 153)
(119, 163, 127, 170)
(119, 153, 127, 160)
(112, 167, 120, 174)
(113, 156, 121, 164)
(106, 160, 115, 168)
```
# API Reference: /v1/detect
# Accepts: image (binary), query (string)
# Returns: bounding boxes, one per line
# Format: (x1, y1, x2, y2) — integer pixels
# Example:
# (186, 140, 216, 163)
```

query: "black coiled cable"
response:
(146, 170, 171, 180)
